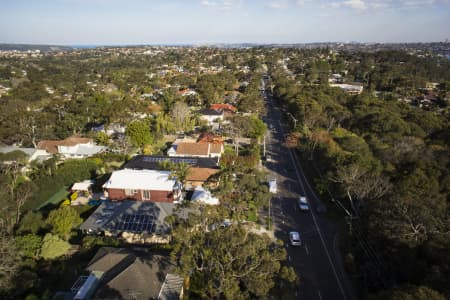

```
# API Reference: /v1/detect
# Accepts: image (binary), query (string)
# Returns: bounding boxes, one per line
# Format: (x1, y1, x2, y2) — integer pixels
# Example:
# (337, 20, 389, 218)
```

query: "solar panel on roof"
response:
(111, 214, 156, 233)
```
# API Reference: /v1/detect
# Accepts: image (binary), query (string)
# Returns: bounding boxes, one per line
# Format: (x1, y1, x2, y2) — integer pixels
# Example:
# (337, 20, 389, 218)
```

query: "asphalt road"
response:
(261, 87, 356, 300)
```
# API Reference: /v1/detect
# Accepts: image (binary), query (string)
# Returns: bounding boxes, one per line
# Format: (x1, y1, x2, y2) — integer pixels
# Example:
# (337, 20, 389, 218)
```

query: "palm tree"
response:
(169, 162, 191, 189)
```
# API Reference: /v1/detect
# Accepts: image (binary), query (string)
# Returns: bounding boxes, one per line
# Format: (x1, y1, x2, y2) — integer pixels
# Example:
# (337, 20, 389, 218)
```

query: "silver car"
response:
(298, 196, 309, 211)
(289, 231, 302, 246)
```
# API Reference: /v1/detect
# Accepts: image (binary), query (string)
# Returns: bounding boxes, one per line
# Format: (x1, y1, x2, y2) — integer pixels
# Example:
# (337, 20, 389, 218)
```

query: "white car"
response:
(269, 179, 277, 193)
(289, 231, 302, 246)
(298, 196, 309, 211)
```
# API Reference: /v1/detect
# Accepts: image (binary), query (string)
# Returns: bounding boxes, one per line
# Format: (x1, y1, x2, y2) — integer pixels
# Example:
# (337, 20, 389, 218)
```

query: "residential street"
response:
(262, 86, 356, 300)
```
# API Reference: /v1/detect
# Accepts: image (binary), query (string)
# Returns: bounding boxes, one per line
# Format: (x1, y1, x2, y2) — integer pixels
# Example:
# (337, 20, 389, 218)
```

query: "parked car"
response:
(298, 196, 309, 211)
(289, 231, 302, 246)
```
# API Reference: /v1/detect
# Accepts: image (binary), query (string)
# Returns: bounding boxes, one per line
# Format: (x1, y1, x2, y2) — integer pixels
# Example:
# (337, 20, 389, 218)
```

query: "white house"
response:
(37, 136, 106, 159)
(198, 108, 224, 126)
(329, 83, 363, 95)
(103, 169, 183, 203)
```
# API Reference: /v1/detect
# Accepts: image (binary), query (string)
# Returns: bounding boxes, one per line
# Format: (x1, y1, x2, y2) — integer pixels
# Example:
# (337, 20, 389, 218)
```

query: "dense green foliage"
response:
(39, 233, 71, 260)
(269, 49, 449, 298)
(46, 206, 83, 241)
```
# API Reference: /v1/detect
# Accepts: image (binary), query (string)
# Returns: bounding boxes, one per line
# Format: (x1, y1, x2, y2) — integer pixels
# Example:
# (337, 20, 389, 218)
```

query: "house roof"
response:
(186, 168, 219, 182)
(210, 103, 237, 112)
(79, 200, 177, 235)
(87, 252, 134, 275)
(197, 133, 224, 145)
(95, 256, 170, 300)
(123, 155, 219, 169)
(85, 247, 182, 300)
(37, 140, 60, 154)
(71, 180, 94, 191)
(57, 135, 93, 146)
(198, 108, 224, 116)
(176, 142, 209, 156)
(210, 144, 223, 154)
(37, 135, 93, 154)
(0, 146, 35, 156)
(103, 169, 175, 191)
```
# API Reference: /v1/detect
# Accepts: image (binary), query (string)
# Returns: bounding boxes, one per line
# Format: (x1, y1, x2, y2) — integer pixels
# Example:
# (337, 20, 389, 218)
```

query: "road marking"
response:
(318, 290, 323, 300)
(279, 120, 348, 300)
(305, 243, 310, 255)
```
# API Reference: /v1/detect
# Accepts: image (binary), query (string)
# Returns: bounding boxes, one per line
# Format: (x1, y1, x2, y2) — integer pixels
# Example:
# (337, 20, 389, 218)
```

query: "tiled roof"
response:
(197, 133, 224, 144)
(176, 142, 209, 156)
(210, 103, 237, 112)
(210, 143, 223, 154)
(37, 140, 60, 154)
(186, 168, 219, 182)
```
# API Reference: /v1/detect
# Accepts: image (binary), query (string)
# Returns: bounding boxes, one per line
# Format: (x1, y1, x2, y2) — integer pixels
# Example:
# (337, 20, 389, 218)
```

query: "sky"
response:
(0, 0, 449, 45)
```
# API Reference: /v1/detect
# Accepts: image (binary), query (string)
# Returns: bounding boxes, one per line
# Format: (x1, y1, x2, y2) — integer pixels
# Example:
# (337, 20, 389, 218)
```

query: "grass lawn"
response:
(36, 186, 70, 210)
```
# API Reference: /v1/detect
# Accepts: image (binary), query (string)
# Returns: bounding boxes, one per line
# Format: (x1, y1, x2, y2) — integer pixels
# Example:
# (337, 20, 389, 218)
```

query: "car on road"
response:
(289, 231, 302, 246)
(269, 179, 277, 193)
(298, 196, 309, 211)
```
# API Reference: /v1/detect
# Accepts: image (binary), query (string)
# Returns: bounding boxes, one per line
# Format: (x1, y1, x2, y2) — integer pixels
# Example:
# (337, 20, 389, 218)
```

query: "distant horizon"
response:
(1, 1, 449, 45)
(1, 40, 450, 48)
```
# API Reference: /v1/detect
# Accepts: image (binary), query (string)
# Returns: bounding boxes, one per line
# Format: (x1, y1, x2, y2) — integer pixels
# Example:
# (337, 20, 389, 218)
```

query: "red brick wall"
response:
(106, 188, 173, 203)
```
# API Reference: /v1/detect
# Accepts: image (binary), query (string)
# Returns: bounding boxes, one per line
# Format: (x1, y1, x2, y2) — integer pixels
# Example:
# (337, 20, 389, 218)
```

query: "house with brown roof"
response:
(210, 103, 237, 113)
(37, 135, 106, 159)
(71, 247, 183, 300)
(168, 142, 223, 158)
(197, 133, 224, 145)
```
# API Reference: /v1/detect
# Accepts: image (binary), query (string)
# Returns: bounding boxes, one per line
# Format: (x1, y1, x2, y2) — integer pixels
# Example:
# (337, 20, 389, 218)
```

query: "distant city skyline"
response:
(1, 0, 449, 45)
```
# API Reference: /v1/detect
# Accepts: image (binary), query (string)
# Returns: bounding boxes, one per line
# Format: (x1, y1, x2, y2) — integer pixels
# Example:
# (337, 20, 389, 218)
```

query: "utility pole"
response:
(287, 112, 298, 129)
(263, 134, 266, 157)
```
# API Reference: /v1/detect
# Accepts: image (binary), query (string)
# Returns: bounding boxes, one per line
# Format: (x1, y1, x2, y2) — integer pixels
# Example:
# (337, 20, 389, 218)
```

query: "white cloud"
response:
(265, 0, 312, 9)
(331, 0, 367, 10)
(201, 0, 240, 10)
(400, 0, 435, 7)
(337, 0, 443, 10)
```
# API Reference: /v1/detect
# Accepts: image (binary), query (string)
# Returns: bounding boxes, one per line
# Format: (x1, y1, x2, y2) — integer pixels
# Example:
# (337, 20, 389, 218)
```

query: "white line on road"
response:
(279, 120, 348, 300)
(318, 290, 323, 300)
(305, 243, 310, 256)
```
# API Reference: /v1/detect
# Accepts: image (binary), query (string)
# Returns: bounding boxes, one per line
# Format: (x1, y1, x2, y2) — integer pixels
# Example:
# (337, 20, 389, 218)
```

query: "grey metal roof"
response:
(123, 155, 219, 170)
(71, 145, 106, 155)
(0, 146, 37, 157)
(80, 200, 175, 236)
